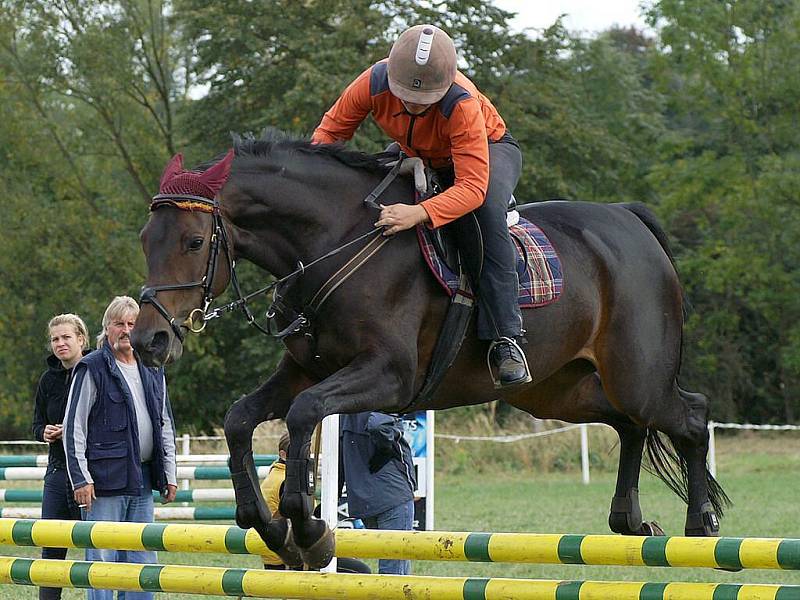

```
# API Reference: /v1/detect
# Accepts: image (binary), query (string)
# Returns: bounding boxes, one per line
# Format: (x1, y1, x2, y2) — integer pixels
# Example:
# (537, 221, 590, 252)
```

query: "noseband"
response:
(139, 194, 231, 342)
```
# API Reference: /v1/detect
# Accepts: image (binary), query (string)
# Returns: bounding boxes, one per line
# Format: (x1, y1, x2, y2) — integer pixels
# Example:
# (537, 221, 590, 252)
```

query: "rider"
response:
(312, 24, 530, 387)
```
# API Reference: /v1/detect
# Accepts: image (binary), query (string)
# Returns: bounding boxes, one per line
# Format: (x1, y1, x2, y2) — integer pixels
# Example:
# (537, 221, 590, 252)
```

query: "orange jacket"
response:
(312, 61, 507, 228)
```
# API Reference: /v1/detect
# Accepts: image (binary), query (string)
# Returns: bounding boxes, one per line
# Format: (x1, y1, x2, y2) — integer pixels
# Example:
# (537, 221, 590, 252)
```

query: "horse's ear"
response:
(159, 153, 184, 189)
(200, 149, 235, 196)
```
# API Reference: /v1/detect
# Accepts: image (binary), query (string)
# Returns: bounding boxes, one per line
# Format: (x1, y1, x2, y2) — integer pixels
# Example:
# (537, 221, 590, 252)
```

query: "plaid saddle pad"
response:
(416, 216, 563, 308)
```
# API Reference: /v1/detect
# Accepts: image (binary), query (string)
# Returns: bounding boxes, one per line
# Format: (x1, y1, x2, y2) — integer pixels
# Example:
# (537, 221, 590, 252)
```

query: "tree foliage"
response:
(0, 0, 797, 436)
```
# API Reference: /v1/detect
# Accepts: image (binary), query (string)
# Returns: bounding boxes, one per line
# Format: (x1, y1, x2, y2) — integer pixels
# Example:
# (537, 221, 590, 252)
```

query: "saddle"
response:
(374, 150, 563, 409)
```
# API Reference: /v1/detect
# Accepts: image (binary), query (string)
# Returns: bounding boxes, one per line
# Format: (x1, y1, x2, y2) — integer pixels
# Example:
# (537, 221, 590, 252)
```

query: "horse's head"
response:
(132, 151, 235, 367)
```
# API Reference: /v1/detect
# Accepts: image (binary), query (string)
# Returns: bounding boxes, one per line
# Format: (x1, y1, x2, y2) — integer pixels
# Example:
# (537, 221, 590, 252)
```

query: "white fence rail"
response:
(706, 420, 800, 478)
(3, 420, 797, 485)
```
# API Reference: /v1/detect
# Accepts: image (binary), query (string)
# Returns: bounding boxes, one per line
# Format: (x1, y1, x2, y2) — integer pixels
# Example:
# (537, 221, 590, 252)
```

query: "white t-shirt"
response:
(116, 360, 154, 462)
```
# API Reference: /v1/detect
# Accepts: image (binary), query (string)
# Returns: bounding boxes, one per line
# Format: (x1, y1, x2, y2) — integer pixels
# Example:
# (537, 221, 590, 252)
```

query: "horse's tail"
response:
(620, 201, 677, 266)
(644, 427, 732, 517)
(620, 202, 689, 323)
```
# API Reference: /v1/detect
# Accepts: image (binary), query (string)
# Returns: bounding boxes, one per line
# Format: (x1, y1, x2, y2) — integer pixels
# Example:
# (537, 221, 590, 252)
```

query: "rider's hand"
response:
(375, 204, 430, 236)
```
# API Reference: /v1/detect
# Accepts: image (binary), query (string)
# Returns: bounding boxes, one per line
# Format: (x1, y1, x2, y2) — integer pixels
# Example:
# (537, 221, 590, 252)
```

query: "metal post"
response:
(181, 434, 190, 491)
(707, 421, 717, 478)
(320, 414, 339, 573)
(580, 424, 590, 485)
(425, 410, 435, 531)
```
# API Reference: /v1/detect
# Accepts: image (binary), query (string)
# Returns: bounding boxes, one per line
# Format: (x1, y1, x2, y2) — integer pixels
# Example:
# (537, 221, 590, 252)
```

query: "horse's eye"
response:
(189, 238, 204, 251)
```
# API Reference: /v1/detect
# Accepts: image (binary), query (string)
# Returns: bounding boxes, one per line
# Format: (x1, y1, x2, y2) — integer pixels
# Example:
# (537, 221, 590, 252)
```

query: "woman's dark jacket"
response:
(32, 351, 90, 467)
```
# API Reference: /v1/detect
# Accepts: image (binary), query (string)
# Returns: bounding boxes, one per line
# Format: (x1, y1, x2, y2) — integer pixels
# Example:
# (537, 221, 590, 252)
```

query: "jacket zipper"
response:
(406, 115, 417, 149)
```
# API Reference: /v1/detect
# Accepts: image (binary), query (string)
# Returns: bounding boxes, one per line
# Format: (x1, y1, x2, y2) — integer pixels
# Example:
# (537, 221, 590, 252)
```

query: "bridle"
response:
(140, 155, 407, 344)
(139, 193, 235, 343)
(140, 194, 397, 344)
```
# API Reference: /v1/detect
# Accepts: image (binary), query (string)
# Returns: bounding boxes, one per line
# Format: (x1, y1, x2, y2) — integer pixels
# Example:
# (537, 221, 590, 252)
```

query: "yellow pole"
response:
(1, 556, 798, 600)
(1, 518, 797, 570)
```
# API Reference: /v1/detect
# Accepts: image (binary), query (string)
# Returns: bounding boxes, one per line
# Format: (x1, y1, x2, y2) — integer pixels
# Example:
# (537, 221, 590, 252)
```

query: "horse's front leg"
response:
(280, 351, 412, 570)
(224, 354, 313, 568)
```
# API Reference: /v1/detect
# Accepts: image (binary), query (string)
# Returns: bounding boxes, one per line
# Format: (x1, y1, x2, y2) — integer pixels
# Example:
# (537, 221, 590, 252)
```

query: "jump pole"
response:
(2, 518, 799, 570)
(1, 556, 798, 600)
(0, 507, 236, 521)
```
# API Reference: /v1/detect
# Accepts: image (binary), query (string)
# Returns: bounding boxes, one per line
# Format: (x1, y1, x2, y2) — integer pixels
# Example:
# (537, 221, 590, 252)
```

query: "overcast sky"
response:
(493, 1, 651, 35)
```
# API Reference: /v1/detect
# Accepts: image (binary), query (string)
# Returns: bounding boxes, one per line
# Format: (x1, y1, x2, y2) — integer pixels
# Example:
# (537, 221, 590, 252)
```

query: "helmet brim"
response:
(388, 78, 450, 105)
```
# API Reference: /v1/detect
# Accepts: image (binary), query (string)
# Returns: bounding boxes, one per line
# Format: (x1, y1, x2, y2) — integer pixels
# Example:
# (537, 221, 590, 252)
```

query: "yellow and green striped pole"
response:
(1, 556, 799, 599)
(2, 518, 800, 570)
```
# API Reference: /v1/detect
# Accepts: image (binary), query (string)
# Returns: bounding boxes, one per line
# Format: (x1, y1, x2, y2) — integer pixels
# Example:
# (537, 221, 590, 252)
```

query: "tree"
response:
(644, 0, 800, 421)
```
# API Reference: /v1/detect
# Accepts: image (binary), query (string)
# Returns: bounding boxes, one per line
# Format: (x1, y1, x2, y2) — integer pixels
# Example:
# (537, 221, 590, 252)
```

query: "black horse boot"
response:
(488, 337, 532, 388)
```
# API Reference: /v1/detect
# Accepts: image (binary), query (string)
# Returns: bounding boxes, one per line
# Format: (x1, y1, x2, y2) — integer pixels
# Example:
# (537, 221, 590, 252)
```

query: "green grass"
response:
(1, 433, 799, 598)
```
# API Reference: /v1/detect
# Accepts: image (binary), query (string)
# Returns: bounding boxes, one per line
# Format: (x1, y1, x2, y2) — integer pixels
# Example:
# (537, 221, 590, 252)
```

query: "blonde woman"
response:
(31, 313, 91, 600)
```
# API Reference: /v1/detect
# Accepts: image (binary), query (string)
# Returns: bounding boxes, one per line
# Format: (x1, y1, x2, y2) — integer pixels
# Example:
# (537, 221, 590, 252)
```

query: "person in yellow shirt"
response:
(259, 432, 371, 574)
(259, 433, 290, 569)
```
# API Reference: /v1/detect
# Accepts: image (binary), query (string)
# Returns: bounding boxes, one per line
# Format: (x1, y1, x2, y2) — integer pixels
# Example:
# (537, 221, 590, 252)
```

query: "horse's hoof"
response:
(636, 521, 665, 536)
(685, 525, 720, 537)
(275, 522, 304, 569)
(300, 526, 336, 570)
(685, 504, 720, 537)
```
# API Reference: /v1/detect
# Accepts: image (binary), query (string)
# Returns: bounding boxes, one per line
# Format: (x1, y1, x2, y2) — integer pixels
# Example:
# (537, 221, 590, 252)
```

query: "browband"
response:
(150, 194, 217, 213)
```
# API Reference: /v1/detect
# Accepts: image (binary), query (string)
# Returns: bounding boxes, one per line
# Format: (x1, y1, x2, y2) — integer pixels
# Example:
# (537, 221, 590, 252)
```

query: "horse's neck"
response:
(226, 177, 382, 279)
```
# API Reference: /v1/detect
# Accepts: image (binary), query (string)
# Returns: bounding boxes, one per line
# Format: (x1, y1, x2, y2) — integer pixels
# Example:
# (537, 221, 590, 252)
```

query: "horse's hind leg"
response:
(609, 423, 664, 536)
(617, 380, 728, 536)
(507, 363, 660, 535)
(665, 387, 726, 536)
(224, 354, 313, 568)
(601, 375, 727, 536)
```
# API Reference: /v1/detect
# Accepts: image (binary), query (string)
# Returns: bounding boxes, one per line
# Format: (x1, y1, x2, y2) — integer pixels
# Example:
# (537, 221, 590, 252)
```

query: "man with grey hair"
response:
(64, 295, 177, 600)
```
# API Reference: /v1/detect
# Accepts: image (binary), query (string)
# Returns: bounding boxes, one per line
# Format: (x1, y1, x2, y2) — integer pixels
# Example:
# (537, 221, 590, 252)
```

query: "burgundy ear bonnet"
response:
(157, 149, 234, 201)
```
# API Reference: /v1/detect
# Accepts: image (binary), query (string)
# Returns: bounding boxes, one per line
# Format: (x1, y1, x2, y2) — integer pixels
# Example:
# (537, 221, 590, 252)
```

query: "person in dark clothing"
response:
(340, 412, 416, 575)
(32, 313, 90, 600)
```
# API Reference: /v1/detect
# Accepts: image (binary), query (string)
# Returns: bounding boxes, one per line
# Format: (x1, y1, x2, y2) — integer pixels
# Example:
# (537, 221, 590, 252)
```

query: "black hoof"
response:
(300, 525, 336, 570)
(610, 514, 664, 536)
(274, 521, 303, 569)
(685, 503, 720, 537)
(685, 524, 720, 537)
(636, 521, 665, 536)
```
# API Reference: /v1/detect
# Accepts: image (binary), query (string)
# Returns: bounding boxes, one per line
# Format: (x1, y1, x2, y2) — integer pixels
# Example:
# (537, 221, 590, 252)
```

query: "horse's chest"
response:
(283, 332, 349, 380)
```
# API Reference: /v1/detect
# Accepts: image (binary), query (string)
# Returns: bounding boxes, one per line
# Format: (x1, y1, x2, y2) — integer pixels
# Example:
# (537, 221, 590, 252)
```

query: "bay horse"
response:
(132, 132, 728, 569)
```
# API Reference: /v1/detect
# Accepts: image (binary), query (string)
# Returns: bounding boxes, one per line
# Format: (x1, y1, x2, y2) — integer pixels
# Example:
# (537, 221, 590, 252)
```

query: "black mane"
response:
(232, 128, 391, 176)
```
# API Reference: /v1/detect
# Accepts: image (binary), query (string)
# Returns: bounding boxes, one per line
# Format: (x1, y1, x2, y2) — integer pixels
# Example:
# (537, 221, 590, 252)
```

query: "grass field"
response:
(1, 432, 798, 598)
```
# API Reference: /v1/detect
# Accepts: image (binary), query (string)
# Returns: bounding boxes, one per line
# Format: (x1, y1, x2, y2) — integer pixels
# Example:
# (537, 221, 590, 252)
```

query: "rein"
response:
(140, 155, 405, 342)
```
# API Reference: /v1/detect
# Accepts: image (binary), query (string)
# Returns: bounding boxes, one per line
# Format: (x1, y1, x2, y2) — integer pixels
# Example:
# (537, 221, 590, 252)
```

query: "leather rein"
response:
(139, 156, 406, 344)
